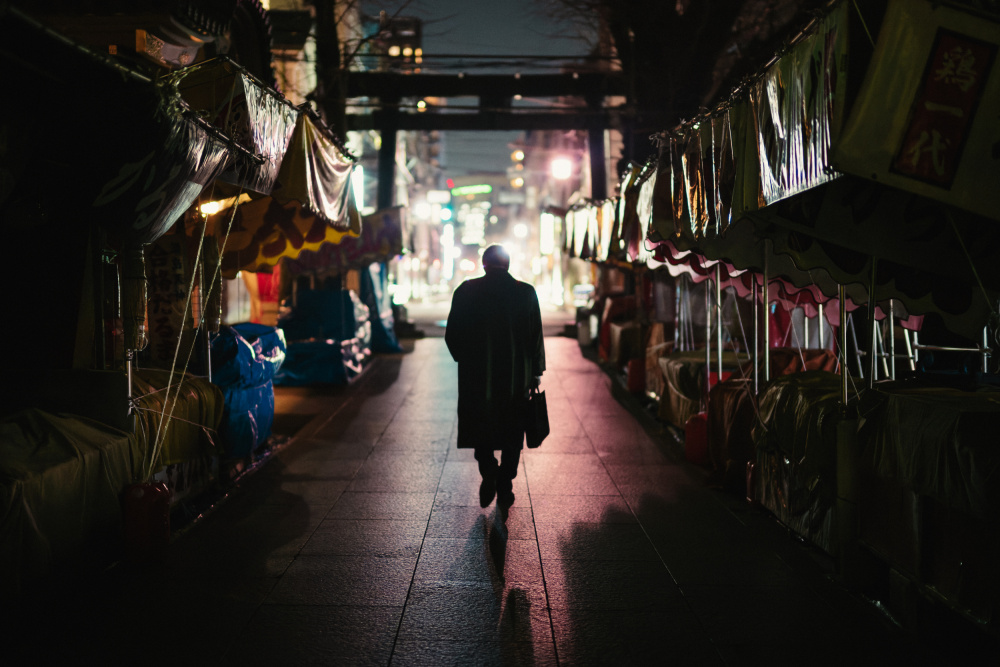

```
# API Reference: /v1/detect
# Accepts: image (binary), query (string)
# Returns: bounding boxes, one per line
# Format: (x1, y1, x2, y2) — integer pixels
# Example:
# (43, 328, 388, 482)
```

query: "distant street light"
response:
(550, 157, 573, 180)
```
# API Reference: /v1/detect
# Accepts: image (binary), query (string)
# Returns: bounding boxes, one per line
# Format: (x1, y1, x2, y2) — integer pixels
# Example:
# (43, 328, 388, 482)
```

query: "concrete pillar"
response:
(377, 100, 399, 211)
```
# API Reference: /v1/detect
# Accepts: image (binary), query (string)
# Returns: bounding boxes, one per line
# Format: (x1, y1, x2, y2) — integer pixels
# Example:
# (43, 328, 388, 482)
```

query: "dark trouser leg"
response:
(474, 447, 499, 481)
(496, 446, 522, 494)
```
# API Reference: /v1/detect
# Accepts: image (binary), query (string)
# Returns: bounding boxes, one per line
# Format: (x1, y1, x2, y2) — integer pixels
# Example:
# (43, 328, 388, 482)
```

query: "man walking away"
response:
(445, 244, 545, 513)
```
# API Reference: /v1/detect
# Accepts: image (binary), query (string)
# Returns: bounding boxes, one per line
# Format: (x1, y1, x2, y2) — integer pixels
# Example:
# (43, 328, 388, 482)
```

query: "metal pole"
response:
(876, 322, 890, 379)
(804, 311, 810, 349)
(840, 286, 848, 406)
(913, 331, 920, 369)
(753, 278, 759, 395)
(867, 258, 879, 388)
(706, 279, 712, 400)
(763, 246, 771, 382)
(849, 314, 864, 379)
(715, 264, 723, 386)
(127, 349, 134, 415)
(889, 299, 896, 380)
(903, 328, 916, 371)
(983, 326, 990, 373)
(818, 302, 825, 350)
(674, 281, 681, 351)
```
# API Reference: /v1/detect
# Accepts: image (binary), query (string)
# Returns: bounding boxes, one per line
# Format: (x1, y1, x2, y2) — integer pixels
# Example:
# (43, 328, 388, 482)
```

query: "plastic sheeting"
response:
(707, 377, 757, 481)
(210, 324, 286, 458)
(275, 290, 372, 386)
(753, 371, 843, 553)
(565, 202, 615, 262)
(0, 9, 231, 245)
(273, 112, 356, 225)
(657, 350, 750, 428)
(176, 57, 299, 195)
(649, 3, 847, 245)
(0, 409, 139, 599)
(202, 97, 361, 278)
(740, 347, 839, 379)
(360, 263, 403, 354)
(131, 369, 225, 468)
(708, 349, 839, 481)
(857, 379, 1000, 522)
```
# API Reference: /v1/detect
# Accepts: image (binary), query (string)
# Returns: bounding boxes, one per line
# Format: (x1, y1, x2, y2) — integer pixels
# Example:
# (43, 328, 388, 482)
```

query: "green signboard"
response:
(450, 184, 493, 196)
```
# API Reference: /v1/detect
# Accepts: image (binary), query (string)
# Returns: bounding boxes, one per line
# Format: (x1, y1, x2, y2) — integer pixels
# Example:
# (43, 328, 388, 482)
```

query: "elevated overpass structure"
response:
(343, 71, 630, 208)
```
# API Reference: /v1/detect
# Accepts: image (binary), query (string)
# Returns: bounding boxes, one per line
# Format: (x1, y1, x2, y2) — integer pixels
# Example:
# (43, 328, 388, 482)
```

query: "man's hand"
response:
(531, 376, 541, 389)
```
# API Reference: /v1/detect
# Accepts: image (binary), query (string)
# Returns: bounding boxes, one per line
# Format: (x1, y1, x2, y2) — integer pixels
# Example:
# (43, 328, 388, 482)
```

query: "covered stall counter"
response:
(856, 378, 1000, 629)
(0, 410, 139, 601)
(708, 348, 839, 490)
(751, 371, 845, 555)
(657, 350, 750, 430)
(274, 286, 372, 386)
(132, 369, 225, 508)
(210, 323, 286, 470)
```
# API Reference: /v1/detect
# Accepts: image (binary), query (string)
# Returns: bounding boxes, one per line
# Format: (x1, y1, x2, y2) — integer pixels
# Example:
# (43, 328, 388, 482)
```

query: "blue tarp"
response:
(274, 289, 371, 386)
(210, 324, 286, 458)
(360, 262, 402, 353)
(277, 289, 359, 342)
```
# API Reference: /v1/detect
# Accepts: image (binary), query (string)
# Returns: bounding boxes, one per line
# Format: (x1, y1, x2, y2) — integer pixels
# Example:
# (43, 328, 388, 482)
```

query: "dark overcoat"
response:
(445, 269, 545, 449)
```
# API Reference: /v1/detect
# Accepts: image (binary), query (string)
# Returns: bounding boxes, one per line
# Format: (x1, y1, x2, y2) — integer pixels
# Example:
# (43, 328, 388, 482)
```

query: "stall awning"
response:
(1, 7, 237, 246)
(272, 112, 357, 226)
(210, 193, 361, 278)
(285, 206, 407, 274)
(207, 110, 361, 277)
(176, 57, 300, 196)
(635, 0, 999, 339)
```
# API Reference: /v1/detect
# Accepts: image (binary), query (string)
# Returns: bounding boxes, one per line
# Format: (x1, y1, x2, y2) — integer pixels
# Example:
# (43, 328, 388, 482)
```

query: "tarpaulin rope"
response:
(145, 70, 248, 481)
(728, 283, 769, 434)
(851, 0, 876, 47)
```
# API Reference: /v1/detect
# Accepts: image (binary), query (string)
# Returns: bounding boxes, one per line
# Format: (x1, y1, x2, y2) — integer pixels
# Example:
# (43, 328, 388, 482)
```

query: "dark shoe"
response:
(479, 476, 497, 508)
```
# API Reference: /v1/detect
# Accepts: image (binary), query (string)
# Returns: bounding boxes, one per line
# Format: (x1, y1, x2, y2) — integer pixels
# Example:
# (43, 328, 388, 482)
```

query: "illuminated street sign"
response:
(450, 184, 493, 196)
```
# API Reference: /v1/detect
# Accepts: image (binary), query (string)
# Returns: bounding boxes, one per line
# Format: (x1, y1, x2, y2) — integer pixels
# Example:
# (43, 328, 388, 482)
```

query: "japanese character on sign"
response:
(934, 46, 979, 92)
(903, 130, 952, 177)
(891, 29, 996, 188)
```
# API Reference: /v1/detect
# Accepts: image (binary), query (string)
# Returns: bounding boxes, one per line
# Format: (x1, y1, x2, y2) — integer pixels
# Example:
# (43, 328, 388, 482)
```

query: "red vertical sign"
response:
(892, 29, 996, 188)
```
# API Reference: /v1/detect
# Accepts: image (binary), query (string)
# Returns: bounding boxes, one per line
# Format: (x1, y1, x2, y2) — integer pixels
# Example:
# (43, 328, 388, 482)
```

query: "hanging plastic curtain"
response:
(175, 56, 300, 195)
(754, 2, 846, 206)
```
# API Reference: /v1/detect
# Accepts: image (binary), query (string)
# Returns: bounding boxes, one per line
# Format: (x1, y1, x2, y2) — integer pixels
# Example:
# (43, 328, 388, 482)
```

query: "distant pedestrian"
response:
(445, 244, 545, 514)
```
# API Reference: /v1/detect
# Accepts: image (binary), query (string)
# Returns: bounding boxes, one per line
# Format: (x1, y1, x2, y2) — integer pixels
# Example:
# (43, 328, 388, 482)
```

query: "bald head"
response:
(482, 244, 510, 272)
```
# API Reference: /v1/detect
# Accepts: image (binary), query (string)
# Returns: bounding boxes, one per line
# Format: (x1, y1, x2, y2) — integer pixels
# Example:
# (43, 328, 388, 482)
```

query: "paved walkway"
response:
(12, 336, 944, 665)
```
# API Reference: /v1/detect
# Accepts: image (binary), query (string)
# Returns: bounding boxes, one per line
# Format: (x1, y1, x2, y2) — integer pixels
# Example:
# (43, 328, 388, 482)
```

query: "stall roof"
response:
(0, 6, 246, 246)
(175, 57, 300, 197)
(285, 206, 408, 275)
(603, 0, 1000, 340)
(206, 110, 362, 277)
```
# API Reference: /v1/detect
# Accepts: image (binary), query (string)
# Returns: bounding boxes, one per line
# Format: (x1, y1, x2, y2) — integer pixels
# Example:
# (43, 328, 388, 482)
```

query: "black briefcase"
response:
(525, 387, 549, 448)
